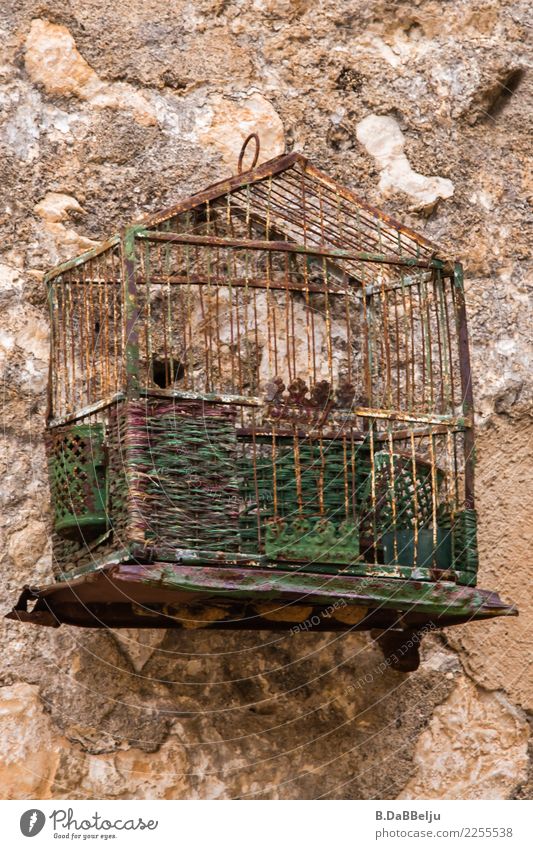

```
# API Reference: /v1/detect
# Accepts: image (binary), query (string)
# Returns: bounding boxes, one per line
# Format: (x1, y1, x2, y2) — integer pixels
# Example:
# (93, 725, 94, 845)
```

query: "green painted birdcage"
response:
(8, 135, 516, 670)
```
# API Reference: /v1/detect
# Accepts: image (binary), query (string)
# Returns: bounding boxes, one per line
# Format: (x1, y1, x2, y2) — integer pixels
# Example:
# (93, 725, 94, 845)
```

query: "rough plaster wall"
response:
(0, 0, 531, 799)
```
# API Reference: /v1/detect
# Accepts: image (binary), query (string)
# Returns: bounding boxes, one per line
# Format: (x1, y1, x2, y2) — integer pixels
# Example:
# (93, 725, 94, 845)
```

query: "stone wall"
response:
(0, 0, 531, 799)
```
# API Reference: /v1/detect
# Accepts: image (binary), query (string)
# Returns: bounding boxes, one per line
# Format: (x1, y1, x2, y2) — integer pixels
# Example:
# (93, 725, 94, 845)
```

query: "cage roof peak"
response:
(141, 150, 441, 265)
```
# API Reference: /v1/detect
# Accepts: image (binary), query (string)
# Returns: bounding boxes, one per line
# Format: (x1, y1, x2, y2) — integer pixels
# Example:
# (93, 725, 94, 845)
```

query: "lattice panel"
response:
(46, 423, 107, 541)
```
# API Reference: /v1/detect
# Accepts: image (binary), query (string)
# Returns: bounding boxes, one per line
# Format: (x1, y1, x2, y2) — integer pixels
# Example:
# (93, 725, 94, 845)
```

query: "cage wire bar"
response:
(8, 144, 515, 670)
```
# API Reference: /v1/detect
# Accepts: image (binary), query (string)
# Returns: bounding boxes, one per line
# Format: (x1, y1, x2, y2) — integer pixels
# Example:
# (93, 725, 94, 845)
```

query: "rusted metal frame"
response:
(137, 229, 447, 270)
(45, 281, 56, 420)
(356, 406, 466, 426)
(453, 263, 475, 510)
(392, 286, 401, 409)
(282, 169, 415, 260)
(9, 576, 517, 629)
(141, 152, 302, 228)
(379, 281, 393, 407)
(111, 563, 515, 618)
(44, 235, 121, 284)
(285, 167, 416, 258)
(435, 269, 452, 412)
(47, 392, 126, 428)
(65, 274, 76, 409)
(184, 221, 195, 389)
(300, 160, 439, 257)
(141, 241, 153, 392)
(139, 149, 440, 263)
(141, 387, 262, 407)
(232, 186, 366, 283)
(424, 272, 436, 410)
(364, 272, 431, 297)
(443, 277, 457, 410)
(236, 177, 394, 264)
(121, 227, 141, 395)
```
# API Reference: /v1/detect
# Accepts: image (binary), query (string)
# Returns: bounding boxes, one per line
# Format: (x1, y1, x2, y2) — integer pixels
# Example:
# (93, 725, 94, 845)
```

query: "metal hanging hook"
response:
(237, 133, 260, 174)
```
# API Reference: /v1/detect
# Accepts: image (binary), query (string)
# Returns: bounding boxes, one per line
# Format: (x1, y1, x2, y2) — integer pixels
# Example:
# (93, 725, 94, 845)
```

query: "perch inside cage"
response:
(8, 135, 515, 671)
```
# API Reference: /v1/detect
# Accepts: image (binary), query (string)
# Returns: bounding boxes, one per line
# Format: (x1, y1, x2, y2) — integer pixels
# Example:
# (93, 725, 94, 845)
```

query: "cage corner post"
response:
(121, 226, 142, 398)
(453, 260, 478, 584)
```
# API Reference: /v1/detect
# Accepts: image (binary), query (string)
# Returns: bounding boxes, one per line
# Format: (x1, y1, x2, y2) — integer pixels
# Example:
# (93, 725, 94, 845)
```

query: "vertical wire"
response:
(83, 271, 92, 406)
(350, 430, 357, 524)
(388, 428, 398, 561)
(62, 280, 72, 411)
(234, 276, 244, 395)
(102, 252, 111, 396)
(443, 277, 456, 410)
(410, 427, 419, 548)
(251, 407, 261, 549)
(66, 275, 76, 409)
(50, 282, 59, 416)
(433, 269, 445, 412)
(293, 425, 303, 516)
(88, 262, 97, 404)
(289, 259, 297, 382)
(343, 435, 349, 521)
(284, 255, 293, 384)
(225, 197, 236, 390)
(56, 282, 65, 413)
(409, 283, 416, 409)
(198, 281, 210, 392)
(272, 425, 278, 519)
(252, 283, 260, 394)
(184, 239, 194, 390)
(205, 205, 215, 390)
(95, 257, 104, 397)
(362, 273, 372, 407)
(120, 240, 128, 392)
(76, 267, 87, 407)
(304, 258, 317, 383)
(214, 243, 223, 386)
(416, 277, 426, 409)
(300, 170, 308, 249)
(110, 247, 120, 391)
(162, 222, 174, 387)
(393, 285, 401, 409)
(265, 176, 274, 377)
(232, 196, 246, 398)
(422, 273, 434, 410)
(369, 422, 377, 549)
(144, 242, 152, 389)
(344, 268, 352, 385)
(380, 279, 392, 408)
(159, 246, 169, 387)
(322, 257, 334, 384)
(429, 429, 438, 548)
(243, 234, 253, 392)
(318, 433, 325, 517)
(400, 271, 410, 410)
(446, 429, 456, 520)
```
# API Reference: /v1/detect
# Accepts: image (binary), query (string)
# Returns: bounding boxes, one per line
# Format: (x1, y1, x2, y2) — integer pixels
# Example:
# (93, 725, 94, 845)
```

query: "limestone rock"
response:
(356, 114, 454, 213)
(199, 93, 285, 173)
(399, 677, 529, 799)
(24, 19, 157, 127)
(0, 684, 62, 799)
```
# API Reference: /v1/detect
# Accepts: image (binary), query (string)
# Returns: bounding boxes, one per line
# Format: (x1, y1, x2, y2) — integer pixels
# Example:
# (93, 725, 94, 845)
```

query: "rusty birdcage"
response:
(9, 135, 516, 670)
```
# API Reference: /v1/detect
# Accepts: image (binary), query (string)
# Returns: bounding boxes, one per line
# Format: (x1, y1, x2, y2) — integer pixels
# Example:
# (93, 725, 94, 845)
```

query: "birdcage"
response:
(8, 135, 515, 670)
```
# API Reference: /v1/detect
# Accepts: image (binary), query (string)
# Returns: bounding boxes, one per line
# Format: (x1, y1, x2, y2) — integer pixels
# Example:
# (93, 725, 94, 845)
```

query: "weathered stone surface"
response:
(356, 114, 454, 213)
(0, 683, 63, 799)
(399, 676, 529, 799)
(0, 0, 531, 800)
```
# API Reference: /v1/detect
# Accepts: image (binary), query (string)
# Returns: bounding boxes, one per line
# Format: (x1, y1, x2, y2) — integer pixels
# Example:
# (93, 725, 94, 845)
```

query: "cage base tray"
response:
(7, 560, 516, 634)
